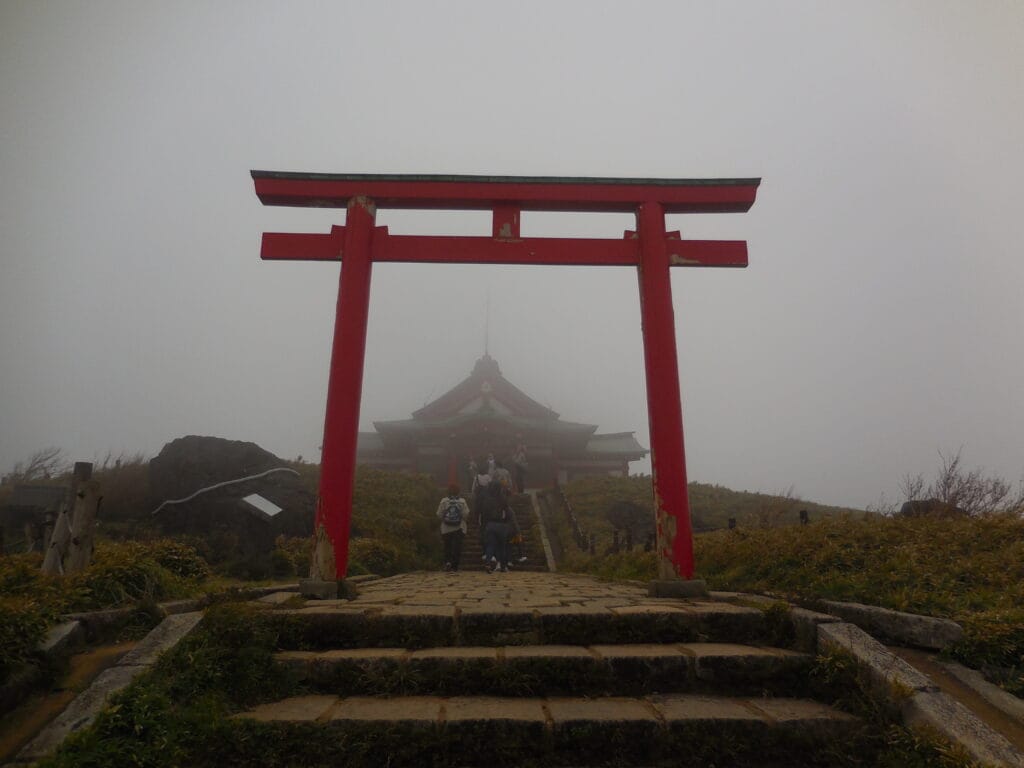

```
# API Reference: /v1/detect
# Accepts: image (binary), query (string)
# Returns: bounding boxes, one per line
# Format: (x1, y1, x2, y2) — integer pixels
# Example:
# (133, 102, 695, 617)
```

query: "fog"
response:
(2, 2, 1022, 509)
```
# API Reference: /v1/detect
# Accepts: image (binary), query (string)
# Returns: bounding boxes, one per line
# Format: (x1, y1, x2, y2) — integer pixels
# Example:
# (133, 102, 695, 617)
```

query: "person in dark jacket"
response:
(481, 482, 512, 573)
(436, 484, 469, 572)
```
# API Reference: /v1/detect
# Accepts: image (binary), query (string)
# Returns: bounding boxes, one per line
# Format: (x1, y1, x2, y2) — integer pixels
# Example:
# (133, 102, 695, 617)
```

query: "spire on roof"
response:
(472, 354, 501, 378)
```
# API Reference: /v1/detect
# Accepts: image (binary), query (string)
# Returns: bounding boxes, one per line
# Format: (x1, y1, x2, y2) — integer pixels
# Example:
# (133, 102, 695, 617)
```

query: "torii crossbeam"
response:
(252, 172, 760, 585)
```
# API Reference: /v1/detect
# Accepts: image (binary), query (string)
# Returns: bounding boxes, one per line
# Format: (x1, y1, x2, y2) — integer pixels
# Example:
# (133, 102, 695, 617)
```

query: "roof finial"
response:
(484, 289, 490, 357)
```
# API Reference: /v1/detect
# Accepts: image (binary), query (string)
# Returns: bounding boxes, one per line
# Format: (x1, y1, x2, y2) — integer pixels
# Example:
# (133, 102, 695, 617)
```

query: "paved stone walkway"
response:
(301, 571, 727, 613)
(352, 571, 653, 609)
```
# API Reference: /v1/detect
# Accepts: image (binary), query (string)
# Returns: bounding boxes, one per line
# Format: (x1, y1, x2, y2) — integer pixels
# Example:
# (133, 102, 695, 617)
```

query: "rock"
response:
(898, 498, 968, 518)
(816, 600, 963, 650)
(149, 436, 314, 558)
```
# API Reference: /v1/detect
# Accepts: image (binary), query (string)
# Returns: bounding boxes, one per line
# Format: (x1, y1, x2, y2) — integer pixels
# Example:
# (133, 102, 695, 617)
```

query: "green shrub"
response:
(70, 542, 188, 609)
(349, 537, 401, 576)
(144, 540, 211, 582)
(270, 547, 296, 578)
(0, 595, 50, 681)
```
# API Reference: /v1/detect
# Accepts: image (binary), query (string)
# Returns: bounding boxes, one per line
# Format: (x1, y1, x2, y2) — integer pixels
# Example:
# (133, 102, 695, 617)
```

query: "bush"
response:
(269, 548, 296, 578)
(349, 537, 401, 576)
(0, 540, 214, 688)
(144, 540, 211, 582)
(0, 595, 50, 681)
(70, 542, 192, 609)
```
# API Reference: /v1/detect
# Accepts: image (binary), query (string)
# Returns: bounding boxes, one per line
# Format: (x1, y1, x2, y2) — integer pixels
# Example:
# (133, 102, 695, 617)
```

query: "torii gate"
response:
(251, 172, 760, 588)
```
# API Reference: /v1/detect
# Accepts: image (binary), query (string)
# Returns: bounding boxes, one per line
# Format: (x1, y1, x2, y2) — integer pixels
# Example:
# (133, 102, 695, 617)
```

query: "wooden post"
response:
(42, 506, 71, 574)
(65, 479, 101, 573)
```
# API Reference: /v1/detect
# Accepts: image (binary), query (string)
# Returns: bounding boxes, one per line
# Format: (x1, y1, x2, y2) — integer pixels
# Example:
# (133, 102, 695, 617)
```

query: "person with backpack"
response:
(436, 484, 469, 573)
(492, 460, 513, 498)
(481, 481, 513, 573)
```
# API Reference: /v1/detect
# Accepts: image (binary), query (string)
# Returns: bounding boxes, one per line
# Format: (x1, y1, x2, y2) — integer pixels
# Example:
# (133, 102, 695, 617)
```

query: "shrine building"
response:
(356, 354, 647, 488)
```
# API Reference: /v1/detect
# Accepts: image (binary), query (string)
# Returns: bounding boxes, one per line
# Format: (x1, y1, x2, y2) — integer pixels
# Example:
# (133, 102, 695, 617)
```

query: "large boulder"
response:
(898, 498, 968, 518)
(149, 436, 313, 559)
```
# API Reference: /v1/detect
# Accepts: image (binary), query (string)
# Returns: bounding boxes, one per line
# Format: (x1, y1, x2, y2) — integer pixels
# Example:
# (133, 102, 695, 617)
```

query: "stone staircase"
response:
(237, 573, 867, 767)
(459, 492, 548, 572)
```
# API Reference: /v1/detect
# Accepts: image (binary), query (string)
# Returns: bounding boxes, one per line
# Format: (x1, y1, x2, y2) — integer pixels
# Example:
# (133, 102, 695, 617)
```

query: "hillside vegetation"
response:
(553, 478, 1024, 697)
(561, 475, 860, 540)
(696, 514, 1024, 694)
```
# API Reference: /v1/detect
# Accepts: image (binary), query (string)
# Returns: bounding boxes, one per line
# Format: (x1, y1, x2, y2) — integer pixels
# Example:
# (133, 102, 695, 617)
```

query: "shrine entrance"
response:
(251, 172, 760, 583)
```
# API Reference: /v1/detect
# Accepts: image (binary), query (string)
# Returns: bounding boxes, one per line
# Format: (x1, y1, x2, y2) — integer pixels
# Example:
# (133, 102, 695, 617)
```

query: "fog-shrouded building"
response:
(356, 355, 647, 488)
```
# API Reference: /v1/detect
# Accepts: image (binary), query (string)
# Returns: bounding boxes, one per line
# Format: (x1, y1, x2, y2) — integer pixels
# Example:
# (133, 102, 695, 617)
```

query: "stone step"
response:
(277, 642, 813, 698)
(265, 601, 768, 651)
(237, 693, 863, 767)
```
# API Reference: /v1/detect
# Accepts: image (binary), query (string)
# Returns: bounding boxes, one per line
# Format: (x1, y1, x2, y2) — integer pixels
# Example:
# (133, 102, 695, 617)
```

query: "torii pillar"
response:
(252, 172, 760, 595)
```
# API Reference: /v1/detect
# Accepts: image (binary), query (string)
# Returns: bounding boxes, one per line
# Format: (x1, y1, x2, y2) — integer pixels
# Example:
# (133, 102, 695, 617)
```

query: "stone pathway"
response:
(237, 572, 866, 767)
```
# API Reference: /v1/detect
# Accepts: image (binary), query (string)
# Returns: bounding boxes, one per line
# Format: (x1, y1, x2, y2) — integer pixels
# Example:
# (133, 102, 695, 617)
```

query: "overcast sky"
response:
(2, 1, 1022, 510)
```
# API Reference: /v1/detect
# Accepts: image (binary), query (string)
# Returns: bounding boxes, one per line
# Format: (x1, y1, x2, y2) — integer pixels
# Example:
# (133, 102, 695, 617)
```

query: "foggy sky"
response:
(1, 1, 1022, 510)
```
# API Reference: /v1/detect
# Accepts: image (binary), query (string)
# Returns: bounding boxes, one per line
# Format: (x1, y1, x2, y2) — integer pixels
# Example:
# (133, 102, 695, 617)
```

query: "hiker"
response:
(466, 458, 478, 492)
(486, 452, 496, 476)
(436, 484, 469, 572)
(492, 460, 513, 498)
(512, 443, 528, 493)
(481, 481, 512, 573)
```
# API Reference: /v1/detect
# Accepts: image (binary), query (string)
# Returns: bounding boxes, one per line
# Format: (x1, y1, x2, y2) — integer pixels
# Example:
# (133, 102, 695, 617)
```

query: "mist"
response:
(2, 1, 1022, 509)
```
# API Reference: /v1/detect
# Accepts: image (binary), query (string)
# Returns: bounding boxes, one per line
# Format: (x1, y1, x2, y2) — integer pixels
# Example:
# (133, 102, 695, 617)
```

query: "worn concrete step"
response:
(237, 693, 864, 767)
(277, 642, 813, 698)
(264, 601, 768, 650)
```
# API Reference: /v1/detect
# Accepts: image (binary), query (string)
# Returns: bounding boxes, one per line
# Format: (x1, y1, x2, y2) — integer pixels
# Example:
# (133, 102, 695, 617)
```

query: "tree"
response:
(3, 447, 67, 484)
(899, 448, 1024, 516)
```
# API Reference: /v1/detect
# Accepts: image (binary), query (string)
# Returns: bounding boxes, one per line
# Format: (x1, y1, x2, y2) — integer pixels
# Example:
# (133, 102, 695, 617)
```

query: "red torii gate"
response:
(251, 172, 760, 587)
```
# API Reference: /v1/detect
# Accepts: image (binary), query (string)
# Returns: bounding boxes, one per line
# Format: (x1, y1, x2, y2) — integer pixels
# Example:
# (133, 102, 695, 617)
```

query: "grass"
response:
(0, 540, 211, 688)
(560, 512, 1024, 696)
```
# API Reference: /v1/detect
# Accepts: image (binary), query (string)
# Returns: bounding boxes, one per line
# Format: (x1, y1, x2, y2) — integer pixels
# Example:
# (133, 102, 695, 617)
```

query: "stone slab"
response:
(443, 696, 547, 722)
(546, 696, 659, 724)
(39, 620, 84, 657)
(903, 691, 1024, 768)
(749, 697, 858, 723)
(61, 607, 135, 642)
(818, 621, 936, 697)
(683, 642, 790, 658)
(299, 579, 339, 600)
(817, 600, 964, 650)
(652, 693, 764, 721)
(789, 606, 842, 651)
(329, 696, 441, 722)
(648, 579, 709, 598)
(939, 660, 1024, 724)
(17, 665, 140, 761)
(159, 598, 204, 615)
(409, 647, 498, 660)
(258, 591, 300, 605)
(611, 604, 688, 616)
(280, 647, 409, 662)
(118, 612, 203, 668)
(241, 695, 338, 723)
(501, 645, 594, 660)
(590, 644, 687, 659)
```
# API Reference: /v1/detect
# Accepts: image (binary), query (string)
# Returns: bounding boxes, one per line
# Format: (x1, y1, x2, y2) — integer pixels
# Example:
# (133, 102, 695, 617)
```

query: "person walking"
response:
(481, 481, 512, 573)
(513, 443, 528, 493)
(436, 484, 469, 572)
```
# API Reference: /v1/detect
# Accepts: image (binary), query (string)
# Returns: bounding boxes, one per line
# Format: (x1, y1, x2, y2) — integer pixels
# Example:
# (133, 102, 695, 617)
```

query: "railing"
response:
(553, 484, 595, 555)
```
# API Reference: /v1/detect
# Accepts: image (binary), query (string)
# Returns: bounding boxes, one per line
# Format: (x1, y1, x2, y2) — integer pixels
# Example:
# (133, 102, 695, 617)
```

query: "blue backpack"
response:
(442, 498, 463, 526)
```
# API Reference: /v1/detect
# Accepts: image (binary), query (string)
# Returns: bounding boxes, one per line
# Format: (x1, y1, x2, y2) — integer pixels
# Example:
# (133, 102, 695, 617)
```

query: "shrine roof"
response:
(373, 413, 597, 436)
(412, 355, 559, 421)
(585, 432, 648, 457)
